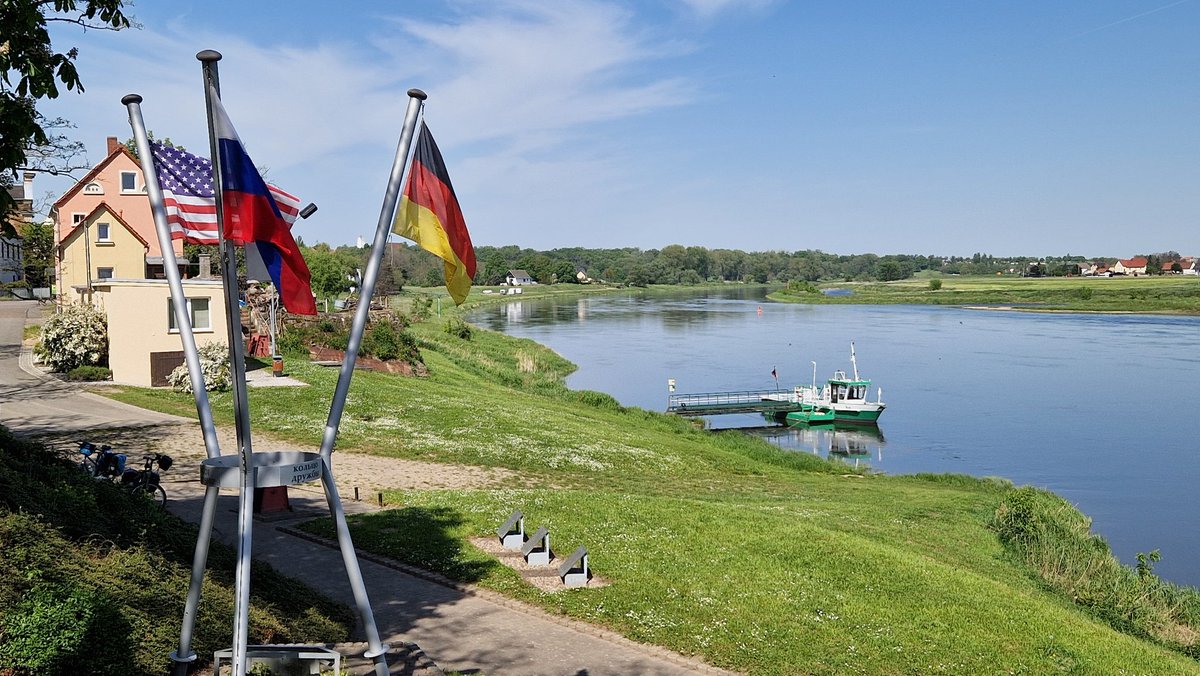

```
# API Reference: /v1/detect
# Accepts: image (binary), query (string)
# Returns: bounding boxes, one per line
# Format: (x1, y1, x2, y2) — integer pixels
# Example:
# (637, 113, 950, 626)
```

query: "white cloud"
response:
(675, 0, 777, 20)
(39, 0, 700, 246)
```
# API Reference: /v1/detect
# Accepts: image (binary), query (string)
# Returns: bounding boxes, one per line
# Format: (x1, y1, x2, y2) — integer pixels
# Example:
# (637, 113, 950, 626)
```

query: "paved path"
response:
(0, 302, 726, 676)
(0, 302, 193, 436)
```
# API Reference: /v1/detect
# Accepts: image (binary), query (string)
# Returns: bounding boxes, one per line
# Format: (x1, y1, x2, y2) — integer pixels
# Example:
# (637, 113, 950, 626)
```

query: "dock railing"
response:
(667, 389, 798, 417)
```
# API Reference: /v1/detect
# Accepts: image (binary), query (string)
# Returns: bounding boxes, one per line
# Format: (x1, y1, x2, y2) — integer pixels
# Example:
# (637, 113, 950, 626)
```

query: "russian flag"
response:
(210, 87, 317, 315)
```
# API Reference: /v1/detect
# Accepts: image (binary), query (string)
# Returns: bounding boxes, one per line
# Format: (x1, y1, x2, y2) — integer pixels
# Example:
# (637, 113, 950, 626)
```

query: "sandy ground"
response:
(40, 420, 515, 497)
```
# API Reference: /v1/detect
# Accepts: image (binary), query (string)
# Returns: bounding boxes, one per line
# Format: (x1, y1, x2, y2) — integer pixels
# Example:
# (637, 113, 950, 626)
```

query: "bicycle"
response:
(78, 441, 128, 480)
(120, 453, 172, 507)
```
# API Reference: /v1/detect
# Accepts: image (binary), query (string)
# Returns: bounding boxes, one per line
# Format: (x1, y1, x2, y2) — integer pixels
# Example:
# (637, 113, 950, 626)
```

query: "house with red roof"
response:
(1111, 257, 1148, 276)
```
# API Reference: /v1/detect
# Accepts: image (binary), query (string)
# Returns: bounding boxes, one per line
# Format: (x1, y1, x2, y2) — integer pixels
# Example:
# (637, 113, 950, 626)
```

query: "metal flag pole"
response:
(123, 93, 225, 675)
(313, 87, 427, 675)
(198, 49, 258, 676)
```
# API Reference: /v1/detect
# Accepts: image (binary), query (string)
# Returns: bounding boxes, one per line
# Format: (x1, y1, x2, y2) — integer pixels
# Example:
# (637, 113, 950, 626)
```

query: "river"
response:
(469, 287, 1200, 587)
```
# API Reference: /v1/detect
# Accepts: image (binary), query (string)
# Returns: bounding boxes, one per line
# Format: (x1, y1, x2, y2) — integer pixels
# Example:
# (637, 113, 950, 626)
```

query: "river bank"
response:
(770, 274, 1200, 314)
(96, 303, 1200, 673)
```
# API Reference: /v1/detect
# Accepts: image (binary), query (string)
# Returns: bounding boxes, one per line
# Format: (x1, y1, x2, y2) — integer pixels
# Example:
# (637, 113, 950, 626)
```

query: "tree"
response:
(303, 246, 352, 299)
(20, 221, 53, 287)
(876, 260, 906, 281)
(1, 0, 133, 218)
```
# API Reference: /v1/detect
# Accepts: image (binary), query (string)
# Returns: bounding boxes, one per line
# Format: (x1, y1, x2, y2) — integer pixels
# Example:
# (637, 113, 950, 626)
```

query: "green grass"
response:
(0, 428, 353, 675)
(771, 275, 1200, 314)
(100, 315, 1200, 673)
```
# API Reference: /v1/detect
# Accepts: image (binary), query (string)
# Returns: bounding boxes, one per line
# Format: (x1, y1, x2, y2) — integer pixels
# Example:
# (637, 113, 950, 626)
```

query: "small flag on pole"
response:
(771, 367, 778, 380)
(209, 88, 317, 315)
(393, 122, 475, 305)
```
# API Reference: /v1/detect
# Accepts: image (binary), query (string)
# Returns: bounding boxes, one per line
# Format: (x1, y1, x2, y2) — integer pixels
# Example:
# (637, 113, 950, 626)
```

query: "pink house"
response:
(51, 136, 185, 303)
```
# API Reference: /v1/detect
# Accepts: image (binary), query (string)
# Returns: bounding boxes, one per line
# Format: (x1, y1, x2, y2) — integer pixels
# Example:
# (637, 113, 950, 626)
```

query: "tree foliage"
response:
(301, 244, 357, 299)
(20, 221, 53, 287)
(1, 0, 133, 218)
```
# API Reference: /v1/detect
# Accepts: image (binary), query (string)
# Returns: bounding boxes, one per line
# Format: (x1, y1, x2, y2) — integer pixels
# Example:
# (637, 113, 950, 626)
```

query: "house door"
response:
(150, 350, 186, 387)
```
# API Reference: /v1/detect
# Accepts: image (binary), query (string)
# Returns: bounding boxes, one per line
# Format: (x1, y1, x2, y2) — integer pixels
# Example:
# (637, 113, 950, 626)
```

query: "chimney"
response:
(22, 172, 33, 199)
(107, 136, 120, 155)
(198, 254, 211, 279)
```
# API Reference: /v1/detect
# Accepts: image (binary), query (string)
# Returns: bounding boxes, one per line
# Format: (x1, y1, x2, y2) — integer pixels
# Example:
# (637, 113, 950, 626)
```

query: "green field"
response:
(102, 313, 1200, 674)
(772, 274, 1200, 314)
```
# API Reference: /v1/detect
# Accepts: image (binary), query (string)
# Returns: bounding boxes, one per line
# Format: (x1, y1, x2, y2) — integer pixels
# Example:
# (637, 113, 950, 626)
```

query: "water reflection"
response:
(750, 423, 887, 468)
(504, 301, 526, 323)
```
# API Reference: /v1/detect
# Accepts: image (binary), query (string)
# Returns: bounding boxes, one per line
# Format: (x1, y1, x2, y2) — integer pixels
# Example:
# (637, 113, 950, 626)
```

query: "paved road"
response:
(0, 301, 724, 676)
(0, 302, 192, 435)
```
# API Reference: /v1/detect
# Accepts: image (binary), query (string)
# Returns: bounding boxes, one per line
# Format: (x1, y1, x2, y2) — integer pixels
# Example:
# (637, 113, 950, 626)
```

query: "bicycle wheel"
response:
(131, 482, 167, 508)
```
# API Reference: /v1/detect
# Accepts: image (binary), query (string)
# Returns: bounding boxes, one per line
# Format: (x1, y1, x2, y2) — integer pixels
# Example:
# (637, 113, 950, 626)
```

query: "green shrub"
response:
(36, 303, 108, 372)
(929, 279, 943, 291)
(0, 583, 135, 675)
(443, 317, 472, 340)
(991, 485, 1044, 545)
(275, 329, 305, 357)
(64, 365, 111, 381)
(411, 297, 434, 321)
(1077, 287, 1093, 300)
(364, 321, 401, 361)
(566, 389, 623, 410)
(362, 320, 421, 363)
(787, 280, 820, 295)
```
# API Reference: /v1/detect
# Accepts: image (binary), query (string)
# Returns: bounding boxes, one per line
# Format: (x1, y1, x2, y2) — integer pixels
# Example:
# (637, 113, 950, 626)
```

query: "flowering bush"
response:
(36, 303, 108, 372)
(165, 341, 231, 392)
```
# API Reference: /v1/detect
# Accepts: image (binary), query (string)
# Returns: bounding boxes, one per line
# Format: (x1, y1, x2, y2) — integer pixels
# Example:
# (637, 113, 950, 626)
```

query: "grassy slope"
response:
(103, 319, 1200, 674)
(771, 275, 1200, 314)
(0, 429, 353, 675)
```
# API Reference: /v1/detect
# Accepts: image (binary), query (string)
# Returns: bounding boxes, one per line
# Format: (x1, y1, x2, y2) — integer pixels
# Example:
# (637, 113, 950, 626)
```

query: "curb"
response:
(278, 524, 738, 676)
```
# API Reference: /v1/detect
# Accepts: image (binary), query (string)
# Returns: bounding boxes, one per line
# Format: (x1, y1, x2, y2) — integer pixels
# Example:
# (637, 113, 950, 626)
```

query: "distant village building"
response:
(505, 269, 534, 286)
(1183, 257, 1199, 276)
(2, 172, 35, 284)
(1111, 257, 1147, 276)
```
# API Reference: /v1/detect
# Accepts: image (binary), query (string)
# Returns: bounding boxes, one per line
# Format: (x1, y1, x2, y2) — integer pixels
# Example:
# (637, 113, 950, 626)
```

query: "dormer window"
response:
(84, 182, 103, 195)
(120, 171, 138, 193)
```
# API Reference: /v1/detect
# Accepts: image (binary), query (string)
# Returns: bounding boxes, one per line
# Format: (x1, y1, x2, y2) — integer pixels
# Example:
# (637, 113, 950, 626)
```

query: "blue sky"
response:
(39, 0, 1199, 257)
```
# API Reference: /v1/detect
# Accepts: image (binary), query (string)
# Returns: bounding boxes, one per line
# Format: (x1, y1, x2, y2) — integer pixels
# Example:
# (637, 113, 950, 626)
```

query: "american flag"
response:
(150, 141, 300, 244)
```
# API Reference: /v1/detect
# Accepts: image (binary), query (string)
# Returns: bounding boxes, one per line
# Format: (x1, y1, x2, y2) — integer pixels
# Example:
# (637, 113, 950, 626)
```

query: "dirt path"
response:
(38, 421, 515, 495)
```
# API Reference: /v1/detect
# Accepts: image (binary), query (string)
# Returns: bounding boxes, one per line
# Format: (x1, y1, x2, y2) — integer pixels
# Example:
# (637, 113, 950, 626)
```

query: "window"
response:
(120, 171, 138, 193)
(168, 297, 212, 332)
(72, 213, 86, 226)
(97, 267, 113, 280)
(96, 222, 111, 242)
(83, 182, 103, 195)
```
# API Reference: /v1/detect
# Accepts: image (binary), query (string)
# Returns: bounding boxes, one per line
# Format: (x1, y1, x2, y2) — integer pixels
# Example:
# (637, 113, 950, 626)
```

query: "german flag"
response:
(393, 122, 476, 304)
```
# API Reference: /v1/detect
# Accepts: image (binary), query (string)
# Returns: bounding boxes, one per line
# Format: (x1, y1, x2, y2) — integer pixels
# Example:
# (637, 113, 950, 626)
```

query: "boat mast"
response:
(850, 342, 859, 381)
(811, 361, 817, 390)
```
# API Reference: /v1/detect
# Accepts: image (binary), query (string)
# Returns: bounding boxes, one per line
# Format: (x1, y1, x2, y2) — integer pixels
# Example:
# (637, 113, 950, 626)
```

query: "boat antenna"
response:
(850, 342, 859, 381)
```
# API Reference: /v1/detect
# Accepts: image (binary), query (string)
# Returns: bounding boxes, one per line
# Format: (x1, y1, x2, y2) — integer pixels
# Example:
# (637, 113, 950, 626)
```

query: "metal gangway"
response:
(667, 389, 800, 417)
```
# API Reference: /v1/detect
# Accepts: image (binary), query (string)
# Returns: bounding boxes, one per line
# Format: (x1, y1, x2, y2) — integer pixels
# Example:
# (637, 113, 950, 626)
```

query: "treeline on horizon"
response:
(292, 241, 1190, 297)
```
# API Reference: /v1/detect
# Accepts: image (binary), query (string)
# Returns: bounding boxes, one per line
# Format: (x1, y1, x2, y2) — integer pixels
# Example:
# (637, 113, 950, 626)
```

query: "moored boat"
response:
(784, 402, 835, 425)
(765, 343, 886, 424)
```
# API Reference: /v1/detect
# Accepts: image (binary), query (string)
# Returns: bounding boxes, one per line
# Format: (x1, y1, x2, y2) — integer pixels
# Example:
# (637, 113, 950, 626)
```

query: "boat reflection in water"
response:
(752, 423, 887, 468)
